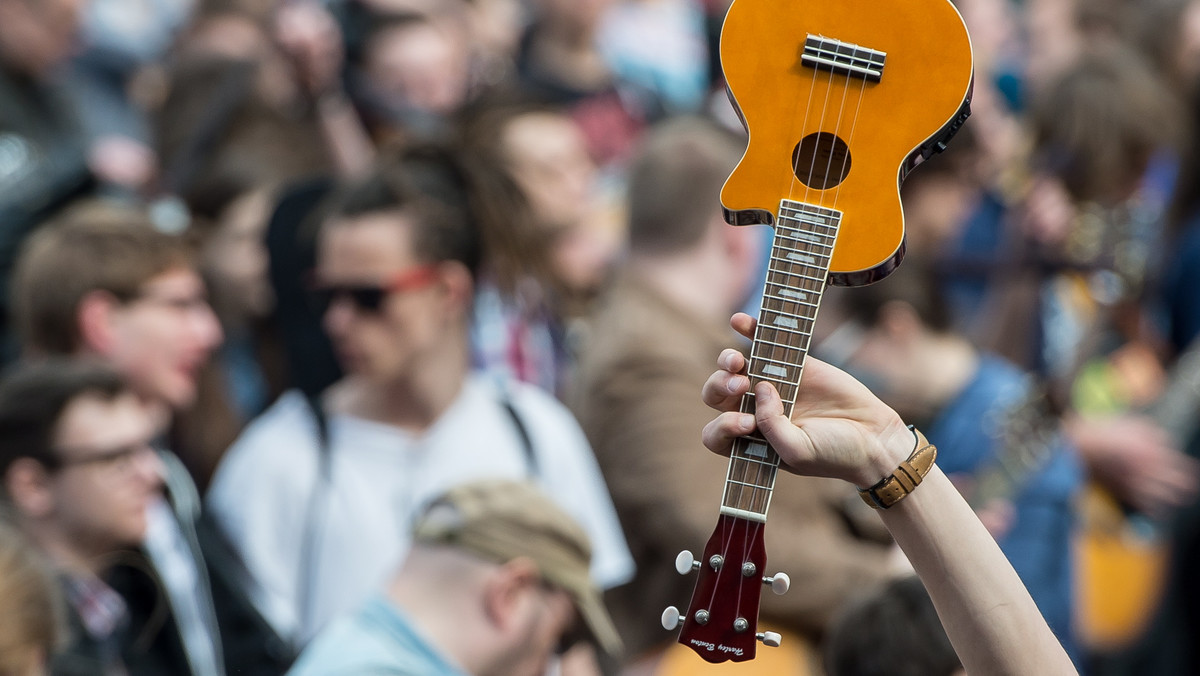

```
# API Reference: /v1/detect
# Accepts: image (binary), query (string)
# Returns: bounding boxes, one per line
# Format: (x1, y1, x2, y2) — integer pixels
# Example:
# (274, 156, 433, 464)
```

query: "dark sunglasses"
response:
(308, 265, 439, 314)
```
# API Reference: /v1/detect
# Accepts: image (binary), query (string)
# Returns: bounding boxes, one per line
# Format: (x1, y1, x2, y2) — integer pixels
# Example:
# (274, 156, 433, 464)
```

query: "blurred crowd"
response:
(3, 0, 1200, 674)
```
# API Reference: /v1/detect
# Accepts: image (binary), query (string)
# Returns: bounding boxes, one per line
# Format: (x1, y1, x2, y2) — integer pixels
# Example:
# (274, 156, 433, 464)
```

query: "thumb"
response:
(754, 382, 805, 455)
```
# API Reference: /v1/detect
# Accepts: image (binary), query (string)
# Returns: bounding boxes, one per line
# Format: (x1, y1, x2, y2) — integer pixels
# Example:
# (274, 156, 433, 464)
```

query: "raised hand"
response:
(700, 313, 914, 488)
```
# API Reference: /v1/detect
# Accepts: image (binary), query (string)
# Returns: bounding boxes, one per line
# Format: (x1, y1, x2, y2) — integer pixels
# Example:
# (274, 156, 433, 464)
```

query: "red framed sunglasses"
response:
(308, 265, 440, 314)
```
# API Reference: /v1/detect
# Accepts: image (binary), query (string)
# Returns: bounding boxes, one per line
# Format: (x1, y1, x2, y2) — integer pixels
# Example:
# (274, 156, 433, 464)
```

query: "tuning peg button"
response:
(764, 572, 791, 595)
(675, 550, 699, 575)
(661, 606, 681, 631)
(757, 631, 782, 647)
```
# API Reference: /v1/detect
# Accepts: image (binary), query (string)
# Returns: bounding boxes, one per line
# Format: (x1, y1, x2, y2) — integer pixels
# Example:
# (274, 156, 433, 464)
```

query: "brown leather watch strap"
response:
(858, 428, 938, 509)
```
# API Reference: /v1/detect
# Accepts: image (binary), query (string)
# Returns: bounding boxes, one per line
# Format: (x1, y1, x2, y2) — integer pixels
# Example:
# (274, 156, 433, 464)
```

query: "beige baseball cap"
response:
(412, 479, 624, 658)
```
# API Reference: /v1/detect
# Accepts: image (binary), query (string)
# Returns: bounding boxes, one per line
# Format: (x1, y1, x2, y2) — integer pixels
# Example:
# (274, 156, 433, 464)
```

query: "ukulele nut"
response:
(709, 555, 724, 571)
(741, 562, 757, 577)
(695, 610, 711, 625)
(734, 617, 749, 633)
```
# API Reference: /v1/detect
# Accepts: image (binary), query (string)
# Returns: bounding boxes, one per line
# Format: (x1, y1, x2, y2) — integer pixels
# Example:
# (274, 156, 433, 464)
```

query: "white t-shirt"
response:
(205, 376, 634, 644)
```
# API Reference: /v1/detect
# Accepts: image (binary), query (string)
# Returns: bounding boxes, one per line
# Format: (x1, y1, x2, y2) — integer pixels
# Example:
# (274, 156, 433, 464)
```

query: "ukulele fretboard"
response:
(721, 200, 842, 522)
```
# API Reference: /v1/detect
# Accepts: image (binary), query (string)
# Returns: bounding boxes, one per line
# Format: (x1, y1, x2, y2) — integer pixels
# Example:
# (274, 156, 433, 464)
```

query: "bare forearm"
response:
(878, 467, 1076, 676)
(316, 92, 376, 178)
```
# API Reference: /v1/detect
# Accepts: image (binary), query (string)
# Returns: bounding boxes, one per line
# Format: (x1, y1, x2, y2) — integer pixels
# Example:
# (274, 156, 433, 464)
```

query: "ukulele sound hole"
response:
(792, 133, 851, 190)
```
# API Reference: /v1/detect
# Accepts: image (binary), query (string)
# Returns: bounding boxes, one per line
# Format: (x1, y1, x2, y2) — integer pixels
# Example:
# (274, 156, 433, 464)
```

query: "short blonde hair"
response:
(0, 516, 62, 675)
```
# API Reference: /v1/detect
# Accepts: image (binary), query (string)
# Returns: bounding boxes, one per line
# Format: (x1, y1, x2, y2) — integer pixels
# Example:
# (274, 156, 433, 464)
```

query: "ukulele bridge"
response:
(801, 35, 886, 82)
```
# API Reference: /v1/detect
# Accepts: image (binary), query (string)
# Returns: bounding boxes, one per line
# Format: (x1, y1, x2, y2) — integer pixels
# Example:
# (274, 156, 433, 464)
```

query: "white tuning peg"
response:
(757, 631, 782, 647)
(764, 572, 790, 595)
(661, 606, 682, 631)
(675, 550, 699, 575)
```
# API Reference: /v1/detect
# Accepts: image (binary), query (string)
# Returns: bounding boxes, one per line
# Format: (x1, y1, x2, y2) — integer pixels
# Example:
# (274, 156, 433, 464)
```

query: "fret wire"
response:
(755, 323, 814, 338)
(753, 354, 808, 370)
(753, 350, 807, 367)
(758, 307, 817, 322)
(778, 205, 840, 220)
(777, 226, 836, 241)
(767, 254, 829, 269)
(775, 232, 834, 249)
(772, 243, 833, 261)
(727, 478, 773, 490)
(777, 219, 837, 236)
(775, 231, 836, 248)
(773, 224, 836, 240)
(753, 333, 813, 353)
(779, 197, 839, 212)
(731, 453, 779, 467)
(765, 268, 829, 284)
(760, 303, 820, 321)
(765, 273, 826, 290)
(756, 315, 816, 332)
(777, 204, 840, 217)
(762, 292, 821, 309)
(753, 336, 808, 351)
(746, 374, 792, 391)
(732, 446, 781, 465)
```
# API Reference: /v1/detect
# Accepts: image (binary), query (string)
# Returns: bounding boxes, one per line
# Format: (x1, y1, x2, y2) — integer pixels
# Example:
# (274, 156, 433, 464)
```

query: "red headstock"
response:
(670, 515, 779, 663)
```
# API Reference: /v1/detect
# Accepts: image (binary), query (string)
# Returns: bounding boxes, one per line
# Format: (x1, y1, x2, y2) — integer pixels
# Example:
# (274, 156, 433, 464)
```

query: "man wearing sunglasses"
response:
(206, 147, 633, 657)
(0, 360, 164, 675)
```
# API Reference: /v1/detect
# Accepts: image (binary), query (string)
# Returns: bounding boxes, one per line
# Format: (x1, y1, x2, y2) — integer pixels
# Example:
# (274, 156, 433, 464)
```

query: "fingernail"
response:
(739, 414, 755, 431)
(727, 374, 744, 393)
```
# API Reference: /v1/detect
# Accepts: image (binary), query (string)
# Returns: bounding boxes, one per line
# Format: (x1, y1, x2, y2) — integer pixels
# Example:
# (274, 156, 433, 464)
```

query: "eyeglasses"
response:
(308, 265, 440, 315)
(130, 293, 213, 314)
(50, 441, 158, 474)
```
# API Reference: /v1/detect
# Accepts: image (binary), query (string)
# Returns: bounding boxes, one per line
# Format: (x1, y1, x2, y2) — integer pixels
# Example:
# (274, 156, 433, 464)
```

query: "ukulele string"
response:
(833, 51, 870, 207)
(801, 55, 839, 207)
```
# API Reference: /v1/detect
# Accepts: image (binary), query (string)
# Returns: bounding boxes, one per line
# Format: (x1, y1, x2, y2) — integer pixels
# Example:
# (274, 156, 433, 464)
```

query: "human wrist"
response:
(857, 425, 938, 509)
(854, 421, 921, 489)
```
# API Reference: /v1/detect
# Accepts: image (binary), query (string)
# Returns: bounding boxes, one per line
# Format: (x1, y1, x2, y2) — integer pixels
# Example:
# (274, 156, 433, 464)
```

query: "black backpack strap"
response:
(297, 392, 331, 642)
(497, 384, 538, 477)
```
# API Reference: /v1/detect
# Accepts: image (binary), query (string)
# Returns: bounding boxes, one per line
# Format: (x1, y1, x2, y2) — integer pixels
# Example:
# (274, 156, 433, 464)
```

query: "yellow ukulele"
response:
(659, 0, 973, 665)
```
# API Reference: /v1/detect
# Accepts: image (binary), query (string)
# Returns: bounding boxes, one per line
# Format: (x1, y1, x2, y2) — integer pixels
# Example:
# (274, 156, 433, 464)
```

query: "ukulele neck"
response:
(720, 200, 842, 523)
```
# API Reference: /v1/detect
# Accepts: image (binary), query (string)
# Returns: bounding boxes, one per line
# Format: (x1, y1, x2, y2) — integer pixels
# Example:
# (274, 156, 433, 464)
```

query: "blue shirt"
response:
(927, 356, 1083, 659)
(288, 596, 469, 676)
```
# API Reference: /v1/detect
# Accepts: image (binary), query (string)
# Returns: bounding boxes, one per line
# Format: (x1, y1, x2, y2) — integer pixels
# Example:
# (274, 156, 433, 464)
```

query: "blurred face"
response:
(106, 268, 224, 410)
(502, 112, 597, 232)
(492, 586, 578, 676)
(468, 0, 524, 61)
(537, 0, 614, 36)
(48, 392, 164, 556)
(1179, 0, 1200, 85)
(203, 189, 275, 322)
(365, 20, 471, 115)
(316, 213, 458, 381)
(0, 0, 83, 76)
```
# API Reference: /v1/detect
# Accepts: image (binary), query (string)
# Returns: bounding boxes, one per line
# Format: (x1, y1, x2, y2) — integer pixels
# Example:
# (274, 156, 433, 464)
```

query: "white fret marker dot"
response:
(773, 316, 800, 329)
(746, 442, 769, 458)
(779, 289, 808, 301)
(786, 252, 817, 264)
(762, 365, 789, 378)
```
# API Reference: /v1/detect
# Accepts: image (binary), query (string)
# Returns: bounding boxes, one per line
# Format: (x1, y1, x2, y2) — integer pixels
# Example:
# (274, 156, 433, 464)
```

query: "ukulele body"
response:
(720, 0, 973, 283)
